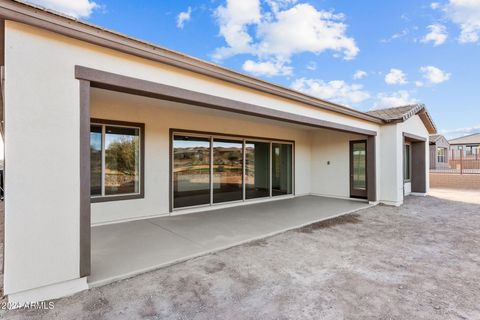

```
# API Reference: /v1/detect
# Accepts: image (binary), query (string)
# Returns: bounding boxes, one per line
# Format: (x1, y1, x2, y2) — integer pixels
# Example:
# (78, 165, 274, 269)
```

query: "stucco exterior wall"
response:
(378, 124, 401, 205)
(310, 129, 367, 199)
(90, 89, 313, 225)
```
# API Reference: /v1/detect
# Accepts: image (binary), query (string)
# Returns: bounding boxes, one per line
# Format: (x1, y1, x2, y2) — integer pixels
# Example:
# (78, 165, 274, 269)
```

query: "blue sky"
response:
(30, 0, 480, 138)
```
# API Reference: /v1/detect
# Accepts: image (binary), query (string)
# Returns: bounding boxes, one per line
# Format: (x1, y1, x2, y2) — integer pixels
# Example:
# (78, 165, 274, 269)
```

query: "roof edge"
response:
(448, 132, 480, 142)
(0, 0, 384, 124)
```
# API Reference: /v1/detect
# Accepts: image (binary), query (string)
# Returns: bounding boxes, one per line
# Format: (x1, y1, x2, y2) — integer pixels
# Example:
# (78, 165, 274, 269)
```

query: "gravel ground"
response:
(2, 193, 480, 320)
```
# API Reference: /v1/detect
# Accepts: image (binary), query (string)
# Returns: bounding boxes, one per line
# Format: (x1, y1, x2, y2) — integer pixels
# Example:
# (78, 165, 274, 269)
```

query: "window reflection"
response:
(213, 139, 243, 203)
(245, 141, 270, 199)
(272, 143, 293, 196)
(90, 125, 102, 196)
(352, 142, 366, 190)
(173, 136, 211, 208)
(105, 126, 140, 195)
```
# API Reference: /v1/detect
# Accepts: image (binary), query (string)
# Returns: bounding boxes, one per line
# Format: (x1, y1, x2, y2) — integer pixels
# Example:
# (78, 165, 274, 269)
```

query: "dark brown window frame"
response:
(90, 118, 145, 203)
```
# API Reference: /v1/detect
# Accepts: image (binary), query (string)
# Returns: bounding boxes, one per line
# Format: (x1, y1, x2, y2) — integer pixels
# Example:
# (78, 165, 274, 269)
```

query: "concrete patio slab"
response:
(89, 195, 370, 286)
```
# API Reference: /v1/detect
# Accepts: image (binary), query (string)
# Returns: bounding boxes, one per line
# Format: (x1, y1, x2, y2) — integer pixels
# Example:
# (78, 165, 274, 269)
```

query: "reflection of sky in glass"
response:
(105, 134, 135, 148)
(90, 132, 102, 151)
(214, 141, 242, 149)
(174, 140, 210, 149)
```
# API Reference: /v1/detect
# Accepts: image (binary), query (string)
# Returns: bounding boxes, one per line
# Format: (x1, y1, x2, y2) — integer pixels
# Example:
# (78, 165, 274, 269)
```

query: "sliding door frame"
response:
(169, 128, 295, 212)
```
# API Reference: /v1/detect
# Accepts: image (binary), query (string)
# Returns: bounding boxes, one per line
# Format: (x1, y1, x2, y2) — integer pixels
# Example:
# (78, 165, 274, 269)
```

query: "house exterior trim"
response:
(79, 79, 90, 278)
(75, 66, 378, 137)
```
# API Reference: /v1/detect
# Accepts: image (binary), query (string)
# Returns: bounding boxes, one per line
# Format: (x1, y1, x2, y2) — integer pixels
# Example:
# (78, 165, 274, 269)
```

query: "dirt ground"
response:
(2, 192, 480, 320)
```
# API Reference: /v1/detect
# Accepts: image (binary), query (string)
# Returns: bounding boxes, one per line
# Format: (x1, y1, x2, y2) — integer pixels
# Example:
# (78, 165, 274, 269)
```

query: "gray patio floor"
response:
(90, 195, 370, 286)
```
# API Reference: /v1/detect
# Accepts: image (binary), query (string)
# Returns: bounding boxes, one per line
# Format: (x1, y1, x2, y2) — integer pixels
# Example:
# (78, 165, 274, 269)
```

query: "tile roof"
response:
(366, 104, 424, 122)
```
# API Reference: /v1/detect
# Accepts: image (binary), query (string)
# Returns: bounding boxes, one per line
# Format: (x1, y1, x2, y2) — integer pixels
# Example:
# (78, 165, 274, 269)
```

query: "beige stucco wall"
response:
(90, 89, 313, 224)
(310, 129, 367, 198)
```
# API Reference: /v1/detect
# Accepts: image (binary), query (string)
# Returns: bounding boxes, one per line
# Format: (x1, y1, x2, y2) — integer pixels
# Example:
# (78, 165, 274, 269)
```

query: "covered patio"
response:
(90, 195, 370, 286)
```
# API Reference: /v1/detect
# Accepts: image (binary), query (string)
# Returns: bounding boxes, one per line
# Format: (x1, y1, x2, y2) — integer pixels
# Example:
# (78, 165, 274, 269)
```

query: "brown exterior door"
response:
(350, 140, 368, 199)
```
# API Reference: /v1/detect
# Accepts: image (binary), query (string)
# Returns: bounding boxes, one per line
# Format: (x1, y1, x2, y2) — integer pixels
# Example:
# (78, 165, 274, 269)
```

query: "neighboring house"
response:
(0, 1, 437, 304)
(429, 134, 450, 169)
(449, 133, 480, 158)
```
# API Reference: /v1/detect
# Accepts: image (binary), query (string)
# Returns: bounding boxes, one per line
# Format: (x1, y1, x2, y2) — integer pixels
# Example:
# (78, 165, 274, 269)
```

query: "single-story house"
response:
(429, 134, 450, 169)
(449, 133, 480, 158)
(0, 0, 437, 304)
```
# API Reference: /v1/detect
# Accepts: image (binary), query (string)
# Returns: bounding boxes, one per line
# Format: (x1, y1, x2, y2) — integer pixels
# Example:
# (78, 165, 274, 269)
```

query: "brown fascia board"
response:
(0, 0, 384, 125)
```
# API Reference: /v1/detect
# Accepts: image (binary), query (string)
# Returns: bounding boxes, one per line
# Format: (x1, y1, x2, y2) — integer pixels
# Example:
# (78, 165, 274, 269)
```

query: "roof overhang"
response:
(0, 0, 384, 125)
(76, 66, 377, 136)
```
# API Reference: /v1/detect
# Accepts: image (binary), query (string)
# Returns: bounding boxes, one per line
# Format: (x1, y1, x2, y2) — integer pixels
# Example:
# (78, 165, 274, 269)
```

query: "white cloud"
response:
(213, 0, 263, 59)
(213, 1, 358, 74)
(353, 70, 367, 80)
(444, 0, 480, 43)
(421, 24, 448, 46)
(176, 7, 192, 29)
(242, 59, 293, 76)
(441, 124, 480, 139)
(381, 28, 409, 43)
(291, 78, 370, 106)
(214, 0, 262, 59)
(256, 4, 359, 60)
(266, 0, 298, 12)
(431, 2, 441, 10)
(371, 90, 418, 110)
(27, 0, 99, 18)
(415, 81, 424, 87)
(384, 68, 408, 85)
(420, 66, 451, 84)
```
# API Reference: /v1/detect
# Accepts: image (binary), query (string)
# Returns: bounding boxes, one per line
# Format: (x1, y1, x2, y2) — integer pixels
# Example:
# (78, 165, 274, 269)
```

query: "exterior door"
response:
(350, 140, 368, 199)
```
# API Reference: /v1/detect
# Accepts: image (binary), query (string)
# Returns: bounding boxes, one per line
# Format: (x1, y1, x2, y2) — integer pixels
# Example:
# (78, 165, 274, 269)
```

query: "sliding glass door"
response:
(213, 139, 243, 203)
(173, 135, 211, 208)
(272, 143, 293, 196)
(172, 132, 293, 210)
(245, 141, 270, 199)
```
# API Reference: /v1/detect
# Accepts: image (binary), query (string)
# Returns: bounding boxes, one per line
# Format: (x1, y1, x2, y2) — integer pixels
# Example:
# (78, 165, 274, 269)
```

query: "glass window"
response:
(272, 143, 293, 196)
(352, 142, 367, 190)
(245, 141, 270, 199)
(105, 126, 140, 195)
(213, 139, 243, 203)
(437, 147, 446, 163)
(90, 121, 142, 199)
(173, 135, 211, 208)
(90, 125, 103, 196)
(404, 144, 411, 181)
(466, 146, 473, 155)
